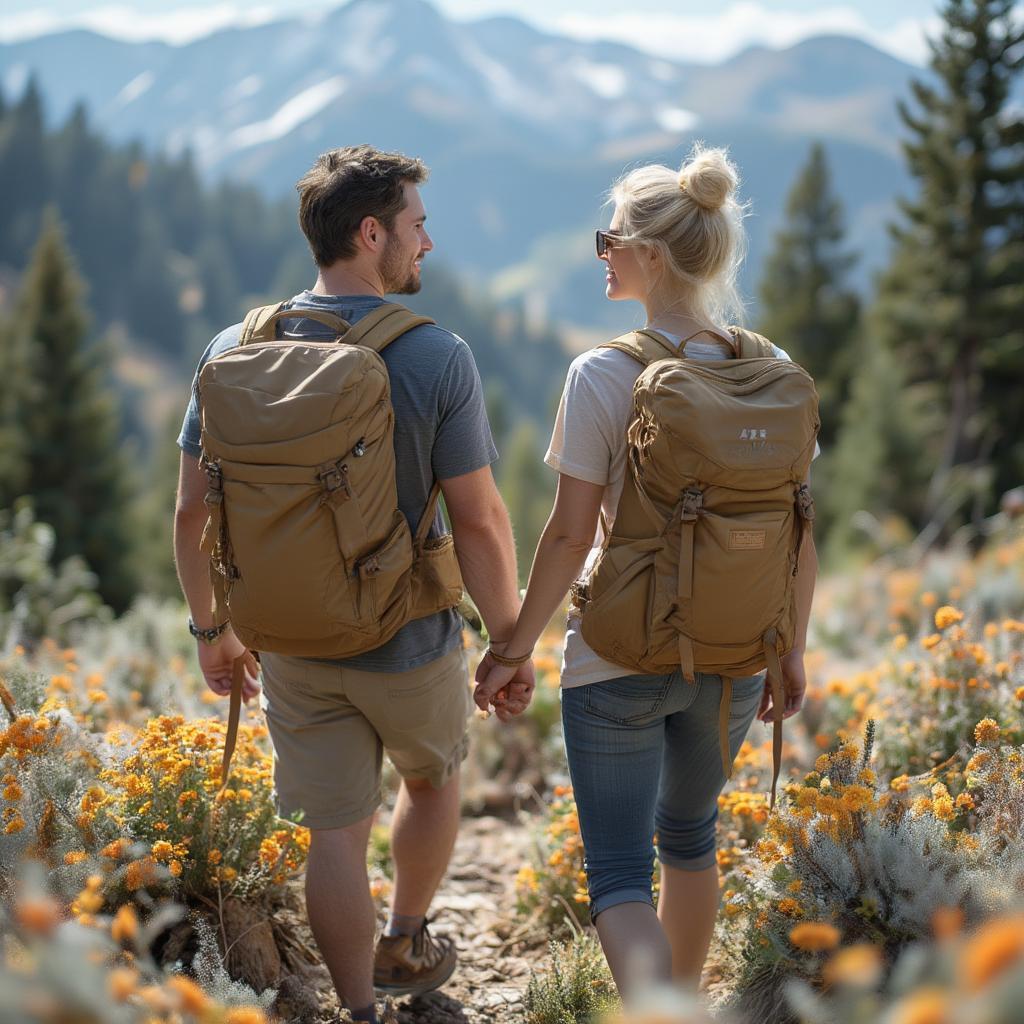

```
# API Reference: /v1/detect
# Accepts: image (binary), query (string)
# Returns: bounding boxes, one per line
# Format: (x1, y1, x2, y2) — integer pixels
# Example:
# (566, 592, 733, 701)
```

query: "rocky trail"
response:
(268, 816, 550, 1024)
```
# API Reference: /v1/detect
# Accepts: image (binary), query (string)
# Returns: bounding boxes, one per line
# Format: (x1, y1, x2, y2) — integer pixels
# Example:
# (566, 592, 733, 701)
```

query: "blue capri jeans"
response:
(561, 669, 765, 918)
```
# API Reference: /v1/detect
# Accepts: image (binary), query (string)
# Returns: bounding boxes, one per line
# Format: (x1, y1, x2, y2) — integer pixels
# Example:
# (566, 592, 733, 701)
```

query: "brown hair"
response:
(296, 145, 428, 266)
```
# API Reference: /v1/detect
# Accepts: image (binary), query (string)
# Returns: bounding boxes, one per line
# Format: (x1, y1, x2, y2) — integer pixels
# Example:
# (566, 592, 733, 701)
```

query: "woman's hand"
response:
(757, 648, 807, 722)
(474, 653, 535, 720)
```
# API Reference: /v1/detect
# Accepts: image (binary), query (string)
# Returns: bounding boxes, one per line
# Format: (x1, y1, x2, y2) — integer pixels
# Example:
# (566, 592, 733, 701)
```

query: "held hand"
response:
(757, 648, 807, 723)
(197, 629, 260, 703)
(473, 654, 535, 719)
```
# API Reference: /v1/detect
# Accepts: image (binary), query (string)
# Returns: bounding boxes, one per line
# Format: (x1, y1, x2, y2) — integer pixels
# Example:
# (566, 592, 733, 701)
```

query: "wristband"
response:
(188, 618, 229, 645)
(487, 647, 533, 667)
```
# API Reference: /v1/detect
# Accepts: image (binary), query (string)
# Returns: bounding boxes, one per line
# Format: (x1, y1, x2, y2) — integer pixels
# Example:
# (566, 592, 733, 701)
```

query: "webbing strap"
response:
(764, 628, 785, 809)
(678, 634, 695, 683)
(678, 513, 696, 601)
(718, 676, 734, 781)
(219, 656, 247, 795)
(415, 481, 444, 548)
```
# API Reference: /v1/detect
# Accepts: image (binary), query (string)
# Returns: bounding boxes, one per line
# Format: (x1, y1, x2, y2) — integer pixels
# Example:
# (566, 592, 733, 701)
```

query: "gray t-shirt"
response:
(178, 291, 498, 672)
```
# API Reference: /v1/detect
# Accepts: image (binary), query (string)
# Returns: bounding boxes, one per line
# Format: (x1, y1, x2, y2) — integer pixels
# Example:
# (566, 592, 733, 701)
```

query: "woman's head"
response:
(600, 143, 747, 324)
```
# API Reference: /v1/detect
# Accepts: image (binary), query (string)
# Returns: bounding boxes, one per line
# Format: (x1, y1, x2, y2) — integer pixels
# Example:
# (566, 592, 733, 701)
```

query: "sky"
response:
(1, 0, 952, 65)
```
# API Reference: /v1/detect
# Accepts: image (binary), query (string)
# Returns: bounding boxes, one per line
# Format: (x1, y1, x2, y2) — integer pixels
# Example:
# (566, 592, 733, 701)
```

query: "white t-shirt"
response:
(544, 329, 811, 689)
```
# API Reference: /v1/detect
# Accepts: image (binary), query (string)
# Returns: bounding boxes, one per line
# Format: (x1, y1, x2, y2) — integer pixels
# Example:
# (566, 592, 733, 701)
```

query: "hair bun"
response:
(679, 147, 738, 211)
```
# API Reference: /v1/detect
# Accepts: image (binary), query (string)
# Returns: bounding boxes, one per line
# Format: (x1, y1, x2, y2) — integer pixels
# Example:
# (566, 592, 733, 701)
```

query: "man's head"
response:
(296, 145, 432, 294)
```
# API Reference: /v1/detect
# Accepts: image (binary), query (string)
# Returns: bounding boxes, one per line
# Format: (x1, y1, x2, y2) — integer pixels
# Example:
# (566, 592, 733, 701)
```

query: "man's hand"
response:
(196, 629, 260, 702)
(474, 654, 535, 721)
(757, 648, 807, 723)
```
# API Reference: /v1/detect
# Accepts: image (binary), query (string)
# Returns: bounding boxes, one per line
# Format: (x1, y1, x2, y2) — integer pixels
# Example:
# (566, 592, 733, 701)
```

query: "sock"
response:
(348, 1004, 377, 1024)
(385, 911, 425, 938)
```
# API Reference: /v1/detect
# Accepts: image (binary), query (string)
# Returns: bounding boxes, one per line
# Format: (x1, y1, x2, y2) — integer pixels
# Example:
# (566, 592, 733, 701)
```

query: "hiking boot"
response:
(373, 922, 457, 997)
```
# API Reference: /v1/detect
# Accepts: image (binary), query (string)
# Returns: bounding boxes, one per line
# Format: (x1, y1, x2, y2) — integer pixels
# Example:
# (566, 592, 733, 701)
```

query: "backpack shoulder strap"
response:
(729, 326, 776, 360)
(598, 329, 680, 367)
(343, 303, 436, 353)
(239, 302, 286, 346)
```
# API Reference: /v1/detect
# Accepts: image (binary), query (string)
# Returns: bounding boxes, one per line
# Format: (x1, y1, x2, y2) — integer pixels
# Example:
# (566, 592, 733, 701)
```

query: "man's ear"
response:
(359, 215, 384, 252)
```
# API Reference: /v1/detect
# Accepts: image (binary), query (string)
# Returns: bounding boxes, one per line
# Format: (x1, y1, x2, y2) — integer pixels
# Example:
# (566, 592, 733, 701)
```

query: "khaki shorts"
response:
(259, 645, 471, 830)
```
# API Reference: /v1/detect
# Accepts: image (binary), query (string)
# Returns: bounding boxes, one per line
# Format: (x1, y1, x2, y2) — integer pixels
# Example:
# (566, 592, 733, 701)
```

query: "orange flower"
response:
(167, 975, 209, 1015)
(934, 606, 963, 630)
(932, 906, 964, 940)
(224, 1010, 269, 1024)
(111, 904, 138, 943)
(823, 943, 882, 988)
(922, 634, 942, 651)
(108, 967, 139, 1002)
(15, 896, 62, 935)
(961, 916, 1024, 991)
(890, 988, 949, 1024)
(789, 922, 840, 952)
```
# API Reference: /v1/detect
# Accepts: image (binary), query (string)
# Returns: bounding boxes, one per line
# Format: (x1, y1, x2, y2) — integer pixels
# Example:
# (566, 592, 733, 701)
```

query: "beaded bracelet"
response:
(487, 647, 533, 667)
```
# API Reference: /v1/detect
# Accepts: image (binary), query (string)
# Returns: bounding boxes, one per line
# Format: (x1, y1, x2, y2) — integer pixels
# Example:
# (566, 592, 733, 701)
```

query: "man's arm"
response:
(441, 465, 533, 716)
(174, 452, 259, 701)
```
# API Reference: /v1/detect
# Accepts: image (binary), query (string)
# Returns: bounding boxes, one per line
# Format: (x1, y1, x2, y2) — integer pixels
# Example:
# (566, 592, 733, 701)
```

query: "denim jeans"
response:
(560, 669, 765, 918)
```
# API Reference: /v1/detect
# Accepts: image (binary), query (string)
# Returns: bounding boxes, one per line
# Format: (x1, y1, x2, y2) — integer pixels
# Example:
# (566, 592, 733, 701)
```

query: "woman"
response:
(476, 145, 816, 1000)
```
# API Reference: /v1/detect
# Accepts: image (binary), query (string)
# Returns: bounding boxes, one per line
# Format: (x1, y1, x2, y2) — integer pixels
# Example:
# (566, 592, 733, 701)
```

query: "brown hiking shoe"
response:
(373, 922, 457, 997)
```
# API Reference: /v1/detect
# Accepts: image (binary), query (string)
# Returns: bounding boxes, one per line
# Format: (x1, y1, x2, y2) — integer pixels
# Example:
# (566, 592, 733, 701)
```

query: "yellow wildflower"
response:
(922, 634, 942, 651)
(167, 975, 209, 1015)
(974, 718, 1001, 744)
(108, 967, 139, 1002)
(934, 606, 963, 630)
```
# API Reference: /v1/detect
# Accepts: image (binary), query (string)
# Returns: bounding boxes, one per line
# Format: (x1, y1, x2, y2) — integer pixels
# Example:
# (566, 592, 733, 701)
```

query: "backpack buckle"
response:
(201, 455, 223, 492)
(318, 461, 351, 500)
(680, 488, 703, 522)
(796, 484, 815, 521)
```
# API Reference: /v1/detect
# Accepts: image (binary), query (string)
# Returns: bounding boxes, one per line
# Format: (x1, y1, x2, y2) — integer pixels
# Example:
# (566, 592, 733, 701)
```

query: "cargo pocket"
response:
(579, 538, 661, 673)
(691, 510, 793, 645)
(409, 535, 464, 619)
(355, 510, 414, 625)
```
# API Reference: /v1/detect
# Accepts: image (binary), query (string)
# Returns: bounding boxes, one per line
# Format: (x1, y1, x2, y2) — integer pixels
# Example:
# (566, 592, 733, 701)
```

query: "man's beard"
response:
(380, 236, 421, 295)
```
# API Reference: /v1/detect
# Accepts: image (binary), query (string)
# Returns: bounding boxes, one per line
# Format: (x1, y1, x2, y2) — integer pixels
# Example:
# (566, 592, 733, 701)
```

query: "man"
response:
(174, 145, 534, 1024)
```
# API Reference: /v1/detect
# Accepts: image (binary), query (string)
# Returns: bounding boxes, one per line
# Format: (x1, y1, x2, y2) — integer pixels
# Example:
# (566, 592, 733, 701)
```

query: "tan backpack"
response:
(574, 328, 819, 804)
(197, 301, 464, 659)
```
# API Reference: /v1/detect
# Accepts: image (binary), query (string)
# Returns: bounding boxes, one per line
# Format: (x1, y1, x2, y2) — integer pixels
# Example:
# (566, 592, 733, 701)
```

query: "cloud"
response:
(550, 3, 942, 66)
(0, 4, 286, 45)
(0, 1, 945, 66)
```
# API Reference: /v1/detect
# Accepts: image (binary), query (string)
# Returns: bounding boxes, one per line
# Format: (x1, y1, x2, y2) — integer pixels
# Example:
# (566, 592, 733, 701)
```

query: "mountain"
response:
(0, 0, 929, 333)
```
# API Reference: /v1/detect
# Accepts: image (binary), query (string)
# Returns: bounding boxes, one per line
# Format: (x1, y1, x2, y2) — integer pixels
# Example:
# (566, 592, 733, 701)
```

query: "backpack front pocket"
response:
(355, 509, 414, 625)
(686, 509, 794, 645)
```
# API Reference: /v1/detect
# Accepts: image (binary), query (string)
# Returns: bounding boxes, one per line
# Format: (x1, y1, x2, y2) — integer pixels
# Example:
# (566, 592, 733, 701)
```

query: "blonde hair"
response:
(610, 143, 747, 324)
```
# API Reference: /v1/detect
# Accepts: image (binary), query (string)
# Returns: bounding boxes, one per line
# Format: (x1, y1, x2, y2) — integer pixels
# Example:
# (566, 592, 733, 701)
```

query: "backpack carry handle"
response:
(243, 306, 352, 343)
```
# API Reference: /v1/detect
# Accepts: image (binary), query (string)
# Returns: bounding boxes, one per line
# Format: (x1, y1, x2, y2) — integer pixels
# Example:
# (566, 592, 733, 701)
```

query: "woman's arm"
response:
(473, 473, 605, 711)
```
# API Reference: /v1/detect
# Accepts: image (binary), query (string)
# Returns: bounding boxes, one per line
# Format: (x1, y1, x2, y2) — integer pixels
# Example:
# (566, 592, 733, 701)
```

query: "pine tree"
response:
(759, 142, 860, 448)
(879, 0, 1024, 536)
(0, 77, 50, 265)
(11, 209, 140, 611)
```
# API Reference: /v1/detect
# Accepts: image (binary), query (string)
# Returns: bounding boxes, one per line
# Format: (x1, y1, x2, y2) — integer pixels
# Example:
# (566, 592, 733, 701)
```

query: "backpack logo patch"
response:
(729, 529, 767, 550)
(739, 428, 768, 440)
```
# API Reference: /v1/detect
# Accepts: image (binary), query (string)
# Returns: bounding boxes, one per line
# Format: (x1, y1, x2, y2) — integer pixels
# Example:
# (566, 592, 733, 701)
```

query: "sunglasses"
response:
(595, 229, 627, 258)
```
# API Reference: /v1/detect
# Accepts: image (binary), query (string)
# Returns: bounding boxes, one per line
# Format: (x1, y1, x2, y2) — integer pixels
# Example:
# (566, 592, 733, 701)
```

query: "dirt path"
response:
(277, 815, 546, 1024)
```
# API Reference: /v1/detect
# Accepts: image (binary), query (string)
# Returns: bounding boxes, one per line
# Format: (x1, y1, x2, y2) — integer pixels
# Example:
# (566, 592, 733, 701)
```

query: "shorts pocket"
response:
(584, 674, 672, 725)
